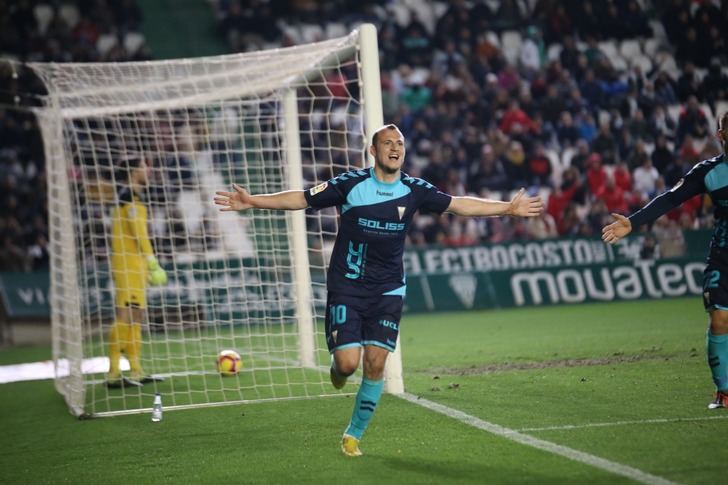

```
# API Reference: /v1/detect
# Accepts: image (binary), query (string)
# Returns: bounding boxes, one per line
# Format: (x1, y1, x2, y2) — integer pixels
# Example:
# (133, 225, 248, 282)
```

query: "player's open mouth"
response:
(388, 154, 400, 160)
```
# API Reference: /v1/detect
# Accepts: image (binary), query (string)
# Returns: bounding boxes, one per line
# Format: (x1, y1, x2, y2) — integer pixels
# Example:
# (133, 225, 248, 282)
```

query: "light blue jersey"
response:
(304, 168, 451, 297)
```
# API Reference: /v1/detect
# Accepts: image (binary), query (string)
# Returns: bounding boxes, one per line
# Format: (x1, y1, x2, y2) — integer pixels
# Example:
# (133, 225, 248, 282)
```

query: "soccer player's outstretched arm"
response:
(214, 184, 308, 211)
(446, 188, 543, 217)
(602, 165, 705, 244)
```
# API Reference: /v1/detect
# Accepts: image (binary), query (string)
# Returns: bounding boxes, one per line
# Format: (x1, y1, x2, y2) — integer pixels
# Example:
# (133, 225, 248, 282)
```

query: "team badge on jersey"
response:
(310, 182, 328, 196)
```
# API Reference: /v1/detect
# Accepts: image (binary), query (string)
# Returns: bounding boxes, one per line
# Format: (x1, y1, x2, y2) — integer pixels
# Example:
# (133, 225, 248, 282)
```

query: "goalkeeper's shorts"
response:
(112, 266, 147, 309)
(324, 292, 403, 353)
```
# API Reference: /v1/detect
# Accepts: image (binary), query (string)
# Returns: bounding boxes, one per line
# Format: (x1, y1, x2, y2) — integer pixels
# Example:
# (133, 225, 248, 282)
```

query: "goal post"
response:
(358, 24, 404, 395)
(29, 24, 404, 418)
(282, 89, 315, 369)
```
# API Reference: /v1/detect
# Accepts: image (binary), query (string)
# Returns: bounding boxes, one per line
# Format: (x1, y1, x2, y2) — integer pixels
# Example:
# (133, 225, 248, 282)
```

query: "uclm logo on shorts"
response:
(357, 217, 405, 231)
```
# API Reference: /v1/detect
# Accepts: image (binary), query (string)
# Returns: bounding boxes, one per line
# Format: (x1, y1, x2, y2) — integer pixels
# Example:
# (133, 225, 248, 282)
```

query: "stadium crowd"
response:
(2, 0, 728, 271)
(0, 0, 149, 271)
(214, 0, 728, 250)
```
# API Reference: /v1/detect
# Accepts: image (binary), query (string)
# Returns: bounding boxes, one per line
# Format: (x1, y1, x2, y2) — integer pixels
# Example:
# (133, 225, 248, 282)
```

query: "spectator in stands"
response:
(499, 100, 534, 135)
(677, 97, 710, 146)
(653, 71, 678, 106)
(467, 144, 509, 193)
(591, 121, 617, 158)
(652, 134, 675, 175)
(676, 63, 703, 103)
(502, 140, 529, 189)
(613, 162, 632, 192)
(600, 178, 629, 214)
(649, 104, 677, 140)
(494, 0, 527, 31)
(652, 216, 686, 258)
(556, 110, 580, 148)
(519, 26, 545, 79)
(639, 234, 659, 260)
(633, 157, 660, 198)
(702, 60, 728, 112)
(573, 2, 601, 40)
(526, 142, 552, 186)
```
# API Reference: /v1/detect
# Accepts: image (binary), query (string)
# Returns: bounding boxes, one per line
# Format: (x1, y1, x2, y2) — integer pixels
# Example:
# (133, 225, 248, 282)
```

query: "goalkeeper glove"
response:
(146, 256, 168, 286)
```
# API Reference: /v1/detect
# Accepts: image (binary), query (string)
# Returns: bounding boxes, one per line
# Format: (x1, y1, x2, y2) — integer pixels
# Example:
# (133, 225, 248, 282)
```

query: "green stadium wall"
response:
(0, 231, 711, 320)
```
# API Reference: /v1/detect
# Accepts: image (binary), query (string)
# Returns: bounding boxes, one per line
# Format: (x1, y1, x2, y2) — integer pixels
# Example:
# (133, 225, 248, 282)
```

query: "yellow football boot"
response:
(341, 434, 363, 457)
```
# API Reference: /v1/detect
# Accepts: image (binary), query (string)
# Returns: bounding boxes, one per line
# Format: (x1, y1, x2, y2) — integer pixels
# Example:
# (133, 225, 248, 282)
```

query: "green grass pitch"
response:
(1, 297, 726, 484)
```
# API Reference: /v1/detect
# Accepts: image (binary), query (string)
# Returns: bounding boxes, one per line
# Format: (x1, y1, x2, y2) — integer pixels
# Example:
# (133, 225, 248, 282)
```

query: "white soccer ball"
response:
(216, 350, 242, 376)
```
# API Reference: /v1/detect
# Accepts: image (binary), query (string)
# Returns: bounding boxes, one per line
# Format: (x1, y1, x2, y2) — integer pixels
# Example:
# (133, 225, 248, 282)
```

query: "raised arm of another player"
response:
(602, 164, 705, 244)
(446, 188, 543, 217)
(215, 184, 308, 211)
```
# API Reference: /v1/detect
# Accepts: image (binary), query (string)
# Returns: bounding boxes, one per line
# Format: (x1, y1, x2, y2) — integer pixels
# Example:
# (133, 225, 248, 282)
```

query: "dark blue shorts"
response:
(703, 264, 728, 311)
(325, 292, 404, 353)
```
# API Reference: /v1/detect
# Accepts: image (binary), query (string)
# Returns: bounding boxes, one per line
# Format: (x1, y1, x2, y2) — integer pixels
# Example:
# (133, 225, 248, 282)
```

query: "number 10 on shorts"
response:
(329, 304, 347, 325)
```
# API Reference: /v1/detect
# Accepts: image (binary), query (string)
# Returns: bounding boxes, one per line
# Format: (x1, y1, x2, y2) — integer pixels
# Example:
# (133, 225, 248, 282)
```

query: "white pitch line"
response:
(519, 415, 728, 432)
(398, 392, 679, 485)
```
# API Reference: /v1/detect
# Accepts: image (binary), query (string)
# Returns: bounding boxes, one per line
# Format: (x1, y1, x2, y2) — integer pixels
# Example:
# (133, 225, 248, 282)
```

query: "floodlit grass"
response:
(2, 297, 726, 484)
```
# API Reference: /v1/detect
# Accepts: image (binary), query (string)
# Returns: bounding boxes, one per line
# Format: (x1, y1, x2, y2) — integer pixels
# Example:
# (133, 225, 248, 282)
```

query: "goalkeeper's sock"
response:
(127, 322, 144, 378)
(344, 377, 384, 440)
(107, 320, 127, 379)
(707, 330, 728, 391)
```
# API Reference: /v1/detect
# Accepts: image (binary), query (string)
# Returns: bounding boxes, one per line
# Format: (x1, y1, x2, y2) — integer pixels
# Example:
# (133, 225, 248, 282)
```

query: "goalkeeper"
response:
(215, 124, 543, 456)
(106, 155, 167, 388)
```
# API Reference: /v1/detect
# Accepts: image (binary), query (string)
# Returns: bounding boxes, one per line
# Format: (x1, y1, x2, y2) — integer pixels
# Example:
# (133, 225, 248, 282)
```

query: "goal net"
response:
(29, 24, 399, 417)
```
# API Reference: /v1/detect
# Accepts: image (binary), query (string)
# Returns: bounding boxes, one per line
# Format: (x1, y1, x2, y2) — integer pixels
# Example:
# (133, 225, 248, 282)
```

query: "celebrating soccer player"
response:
(215, 124, 543, 456)
(602, 111, 728, 409)
(107, 155, 167, 388)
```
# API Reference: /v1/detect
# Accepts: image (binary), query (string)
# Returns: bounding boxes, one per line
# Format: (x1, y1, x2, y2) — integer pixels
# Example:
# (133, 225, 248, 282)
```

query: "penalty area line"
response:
(398, 392, 679, 485)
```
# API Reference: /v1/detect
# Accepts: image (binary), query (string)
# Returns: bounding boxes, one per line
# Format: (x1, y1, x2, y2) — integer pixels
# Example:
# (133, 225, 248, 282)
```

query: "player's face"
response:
(371, 130, 405, 174)
(133, 159, 150, 185)
(719, 120, 728, 154)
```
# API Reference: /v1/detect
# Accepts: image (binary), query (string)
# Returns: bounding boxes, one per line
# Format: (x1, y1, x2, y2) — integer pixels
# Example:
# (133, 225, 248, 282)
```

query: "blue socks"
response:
(707, 331, 728, 391)
(345, 377, 384, 439)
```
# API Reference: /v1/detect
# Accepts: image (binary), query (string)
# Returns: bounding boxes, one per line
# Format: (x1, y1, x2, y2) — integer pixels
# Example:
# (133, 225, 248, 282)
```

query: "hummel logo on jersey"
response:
(376, 190, 393, 197)
(397, 206, 405, 219)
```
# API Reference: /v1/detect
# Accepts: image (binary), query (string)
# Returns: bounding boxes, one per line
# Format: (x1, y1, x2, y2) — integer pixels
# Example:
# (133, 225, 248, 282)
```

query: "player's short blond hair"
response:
(372, 124, 403, 146)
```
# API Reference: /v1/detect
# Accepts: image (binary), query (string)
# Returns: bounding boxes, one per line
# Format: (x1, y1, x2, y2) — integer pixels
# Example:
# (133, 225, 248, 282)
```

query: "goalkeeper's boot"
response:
(139, 375, 165, 384)
(106, 376, 143, 389)
(130, 372, 165, 385)
(330, 365, 347, 390)
(708, 390, 728, 409)
(341, 434, 362, 457)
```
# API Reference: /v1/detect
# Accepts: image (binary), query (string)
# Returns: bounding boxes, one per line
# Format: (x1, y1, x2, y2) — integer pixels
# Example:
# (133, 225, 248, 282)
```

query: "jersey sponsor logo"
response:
(397, 206, 406, 220)
(357, 217, 405, 231)
(309, 182, 328, 196)
(376, 190, 393, 197)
